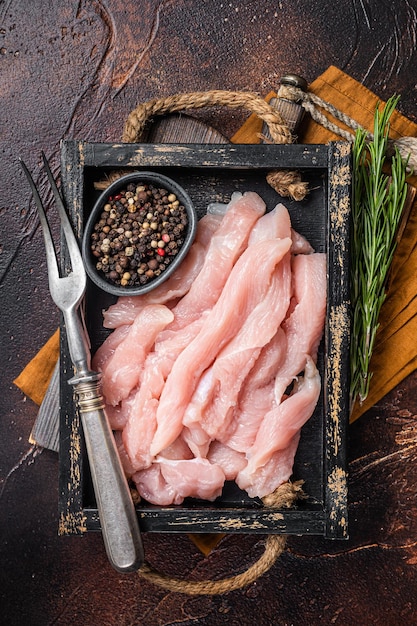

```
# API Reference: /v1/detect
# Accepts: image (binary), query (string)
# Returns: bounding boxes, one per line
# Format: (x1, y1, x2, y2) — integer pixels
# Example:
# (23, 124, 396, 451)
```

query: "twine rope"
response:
(137, 481, 304, 595)
(279, 84, 360, 140)
(96, 89, 309, 200)
(279, 84, 417, 171)
(122, 89, 293, 145)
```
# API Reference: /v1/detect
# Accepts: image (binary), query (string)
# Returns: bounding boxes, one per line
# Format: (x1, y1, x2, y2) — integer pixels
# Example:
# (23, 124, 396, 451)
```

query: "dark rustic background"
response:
(1, 1, 417, 624)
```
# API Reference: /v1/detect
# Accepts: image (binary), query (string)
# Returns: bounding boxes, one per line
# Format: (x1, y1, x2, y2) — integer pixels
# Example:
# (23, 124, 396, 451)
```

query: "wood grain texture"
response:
(2, 0, 417, 624)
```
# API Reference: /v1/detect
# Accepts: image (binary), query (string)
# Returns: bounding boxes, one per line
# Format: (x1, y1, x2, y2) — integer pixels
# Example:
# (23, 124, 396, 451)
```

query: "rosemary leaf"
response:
(350, 95, 409, 409)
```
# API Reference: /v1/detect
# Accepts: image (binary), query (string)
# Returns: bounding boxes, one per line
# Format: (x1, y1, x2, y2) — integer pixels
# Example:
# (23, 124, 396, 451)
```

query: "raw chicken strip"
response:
(237, 433, 301, 499)
(207, 441, 247, 481)
(180, 367, 214, 455)
(244, 201, 314, 254)
(237, 355, 321, 497)
(113, 430, 138, 478)
(290, 229, 315, 254)
(132, 465, 176, 506)
(122, 351, 166, 471)
(248, 203, 291, 244)
(151, 236, 292, 456)
(158, 458, 225, 502)
(102, 213, 222, 328)
(122, 315, 208, 470)
(240, 326, 289, 392)
(159, 435, 194, 461)
(184, 247, 292, 441)
(222, 327, 288, 452)
(181, 423, 211, 458)
(223, 380, 276, 453)
(195, 212, 224, 247)
(183, 203, 293, 441)
(274, 252, 327, 403)
(133, 458, 226, 505)
(104, 394, 134, 430)
(166, 191, 266, 331)
(92, 324, 130, 372)
(101, 304, 174, 406)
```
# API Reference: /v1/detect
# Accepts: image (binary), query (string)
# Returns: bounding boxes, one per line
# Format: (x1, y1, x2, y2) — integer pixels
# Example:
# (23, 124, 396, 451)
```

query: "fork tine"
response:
(41, 152, 85, 275)
(19, 158, 60, 286)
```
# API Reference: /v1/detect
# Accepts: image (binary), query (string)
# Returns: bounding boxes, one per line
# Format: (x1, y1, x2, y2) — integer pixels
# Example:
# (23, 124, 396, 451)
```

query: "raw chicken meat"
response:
(92, 324, 130, 371)
(273, 253, 327, 403)
(100, 304, 174, 406)
(121, 352, 166, 470)
(95, 193, 327, 505)
(133, 458, 225, 506)
(184, 247, 292, 442)
(206, 441, 247, 481)
(166, 191, 266, 331)
(151, 235, 292, 456)
(236, 356, 321, 497)
(290, 229, 315, 254)
(237, 433, 301, 499)
(248, 202, 291, 244)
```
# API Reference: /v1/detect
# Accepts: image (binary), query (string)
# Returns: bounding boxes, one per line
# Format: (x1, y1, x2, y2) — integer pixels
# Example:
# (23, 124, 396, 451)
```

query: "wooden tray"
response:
(58, 139, 351, 539)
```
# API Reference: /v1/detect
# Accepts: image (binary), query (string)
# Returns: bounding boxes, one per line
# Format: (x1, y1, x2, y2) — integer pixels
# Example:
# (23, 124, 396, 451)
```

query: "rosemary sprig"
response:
(350, 95, 409, 409)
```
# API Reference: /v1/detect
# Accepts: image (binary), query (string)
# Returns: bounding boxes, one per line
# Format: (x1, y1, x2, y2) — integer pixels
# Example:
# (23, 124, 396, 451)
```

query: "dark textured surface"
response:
(2, 1, 417, 624)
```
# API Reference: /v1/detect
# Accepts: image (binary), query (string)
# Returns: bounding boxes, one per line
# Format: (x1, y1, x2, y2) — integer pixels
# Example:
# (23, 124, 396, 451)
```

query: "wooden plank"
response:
(324, 141, 351, 539)
(84, 507, 326, 535)
(81, 141, 329, 169)
(143, 113, 229, 145)
(29, 361, 60, 452)
(58, 139, 87, 536)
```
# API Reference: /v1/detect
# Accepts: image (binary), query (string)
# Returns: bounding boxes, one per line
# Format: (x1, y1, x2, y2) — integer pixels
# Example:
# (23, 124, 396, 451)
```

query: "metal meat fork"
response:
(20, 153, 144, 573)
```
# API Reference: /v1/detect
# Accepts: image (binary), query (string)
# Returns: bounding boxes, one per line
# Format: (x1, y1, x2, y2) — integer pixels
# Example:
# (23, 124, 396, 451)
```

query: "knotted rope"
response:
(278, 83, 417, 171)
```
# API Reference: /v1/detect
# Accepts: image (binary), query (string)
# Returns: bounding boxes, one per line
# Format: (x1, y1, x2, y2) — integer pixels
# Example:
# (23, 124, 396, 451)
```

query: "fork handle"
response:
(69, 372, 144, 573)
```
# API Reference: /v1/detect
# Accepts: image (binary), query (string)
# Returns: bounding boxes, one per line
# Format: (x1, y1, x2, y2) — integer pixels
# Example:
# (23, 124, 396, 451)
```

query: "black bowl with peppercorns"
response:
(82, 171, 197, 296)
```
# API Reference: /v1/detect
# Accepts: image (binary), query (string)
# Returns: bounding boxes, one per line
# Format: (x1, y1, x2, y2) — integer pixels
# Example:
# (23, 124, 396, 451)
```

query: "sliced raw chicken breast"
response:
(150, 236, 292, 456)
(167, 191, 266, 331)
(237, 356, 321, 497)
(100, 304, 174, 406)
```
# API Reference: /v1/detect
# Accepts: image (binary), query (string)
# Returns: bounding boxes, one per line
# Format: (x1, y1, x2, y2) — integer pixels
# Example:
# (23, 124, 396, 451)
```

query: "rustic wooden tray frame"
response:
(58, 139, 351, 539)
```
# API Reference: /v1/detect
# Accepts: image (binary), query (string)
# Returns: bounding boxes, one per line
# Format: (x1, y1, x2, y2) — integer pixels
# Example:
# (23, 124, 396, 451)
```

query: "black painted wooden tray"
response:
(58, 139, 351, 539)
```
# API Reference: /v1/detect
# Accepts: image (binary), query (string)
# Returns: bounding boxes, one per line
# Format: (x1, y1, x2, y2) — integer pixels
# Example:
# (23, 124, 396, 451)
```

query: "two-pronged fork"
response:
(20, 153, 144, 573)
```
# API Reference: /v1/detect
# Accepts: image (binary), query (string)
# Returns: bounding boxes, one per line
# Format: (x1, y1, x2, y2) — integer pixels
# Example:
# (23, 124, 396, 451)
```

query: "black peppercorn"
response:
(90, 182, 189, 288)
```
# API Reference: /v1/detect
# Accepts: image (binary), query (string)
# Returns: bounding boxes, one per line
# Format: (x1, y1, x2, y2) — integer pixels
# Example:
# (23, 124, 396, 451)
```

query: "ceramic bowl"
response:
(82, 171, 197, 297)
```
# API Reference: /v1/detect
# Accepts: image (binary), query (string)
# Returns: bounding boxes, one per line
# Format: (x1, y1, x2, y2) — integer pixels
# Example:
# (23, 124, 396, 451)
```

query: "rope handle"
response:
(279, 83, 417, 172)
(139, 535, 287, 595)
(122, 89, 293, 145)
(137, 481, 305, 595)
